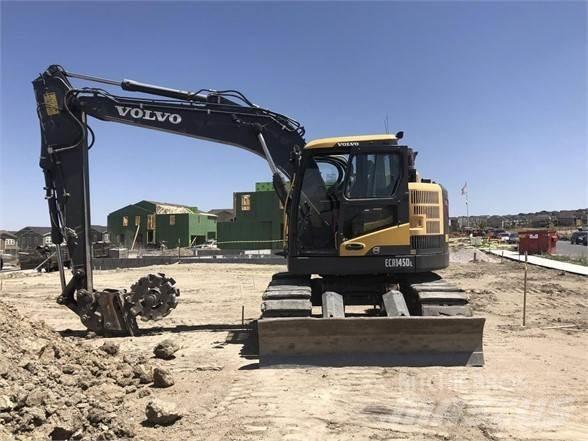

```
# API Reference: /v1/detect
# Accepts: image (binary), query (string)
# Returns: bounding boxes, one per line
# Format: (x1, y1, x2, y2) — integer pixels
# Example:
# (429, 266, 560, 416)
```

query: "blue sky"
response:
(1, 1, 586, 230)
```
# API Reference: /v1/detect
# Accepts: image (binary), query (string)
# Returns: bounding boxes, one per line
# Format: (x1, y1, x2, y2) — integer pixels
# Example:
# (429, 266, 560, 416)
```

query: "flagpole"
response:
(466, 190, 469, 228)
(461, 182, 469, 230)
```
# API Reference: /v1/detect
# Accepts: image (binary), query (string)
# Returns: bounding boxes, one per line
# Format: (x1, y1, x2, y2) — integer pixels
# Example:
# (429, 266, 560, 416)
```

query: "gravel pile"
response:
(0, 300, 155, 440)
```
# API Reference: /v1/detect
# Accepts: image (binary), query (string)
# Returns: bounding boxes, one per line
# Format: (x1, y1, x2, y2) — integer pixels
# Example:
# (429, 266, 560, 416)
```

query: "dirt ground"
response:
(0, 248, 586, 441)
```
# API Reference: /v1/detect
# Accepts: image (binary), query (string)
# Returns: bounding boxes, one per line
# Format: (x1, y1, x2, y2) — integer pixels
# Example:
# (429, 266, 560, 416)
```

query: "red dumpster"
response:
(518, 229, 558, 255)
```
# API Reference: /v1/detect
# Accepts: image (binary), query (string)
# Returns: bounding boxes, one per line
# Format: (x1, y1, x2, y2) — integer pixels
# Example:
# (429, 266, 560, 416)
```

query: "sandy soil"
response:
(0, 249, 586, 441)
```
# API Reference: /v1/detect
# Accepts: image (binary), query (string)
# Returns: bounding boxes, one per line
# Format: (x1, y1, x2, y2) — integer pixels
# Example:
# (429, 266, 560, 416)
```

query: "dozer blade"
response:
(258, 316, 485, 367)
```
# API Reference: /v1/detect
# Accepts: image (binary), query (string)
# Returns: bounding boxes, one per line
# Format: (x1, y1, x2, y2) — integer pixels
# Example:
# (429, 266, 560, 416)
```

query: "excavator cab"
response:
(285, 135, 449, 276)
(290, 137, 410, 260)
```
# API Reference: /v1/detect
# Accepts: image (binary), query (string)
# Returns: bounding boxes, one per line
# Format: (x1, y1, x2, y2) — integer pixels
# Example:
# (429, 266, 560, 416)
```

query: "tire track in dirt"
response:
(200, 369, 466, 440)
(201, 364, 588, 441)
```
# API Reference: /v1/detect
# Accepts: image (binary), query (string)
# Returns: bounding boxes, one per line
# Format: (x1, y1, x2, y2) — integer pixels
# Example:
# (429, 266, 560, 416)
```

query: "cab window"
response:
(345, 153, 401, 199)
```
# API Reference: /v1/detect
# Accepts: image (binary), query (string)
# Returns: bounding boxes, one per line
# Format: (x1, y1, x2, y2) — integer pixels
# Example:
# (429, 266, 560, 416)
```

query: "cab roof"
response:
(304, 134, 398, 149)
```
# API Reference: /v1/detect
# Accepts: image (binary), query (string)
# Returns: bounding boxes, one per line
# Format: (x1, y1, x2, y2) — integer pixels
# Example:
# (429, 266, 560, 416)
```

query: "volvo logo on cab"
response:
(115, 106, 182, 124)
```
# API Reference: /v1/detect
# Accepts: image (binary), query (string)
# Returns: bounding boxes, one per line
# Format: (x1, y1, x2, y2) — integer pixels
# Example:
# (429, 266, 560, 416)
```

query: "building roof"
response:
(0, 230, 17, 239)
(109, 200, 212, 217)
(17, 226, 52, 235)
(209, 209, 234, 215)
(144, 200, 197, 215)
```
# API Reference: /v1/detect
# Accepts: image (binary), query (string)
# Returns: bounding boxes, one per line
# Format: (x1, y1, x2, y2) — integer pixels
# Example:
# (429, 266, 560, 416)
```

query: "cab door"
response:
(289, 152, 348, 257)
(337, 146, 410, 256)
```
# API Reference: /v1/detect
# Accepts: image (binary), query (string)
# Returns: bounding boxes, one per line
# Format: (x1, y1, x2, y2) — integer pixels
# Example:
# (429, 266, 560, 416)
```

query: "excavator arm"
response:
(32, 65, 305, 335)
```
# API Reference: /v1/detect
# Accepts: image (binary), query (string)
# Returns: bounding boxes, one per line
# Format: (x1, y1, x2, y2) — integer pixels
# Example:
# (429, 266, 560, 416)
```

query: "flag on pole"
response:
(461, 182, 468, 196)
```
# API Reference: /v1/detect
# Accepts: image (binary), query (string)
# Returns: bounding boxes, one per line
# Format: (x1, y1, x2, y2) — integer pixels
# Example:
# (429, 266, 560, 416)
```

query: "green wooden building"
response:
(218, 183, 284, 250)
(107, 200, 217, 249)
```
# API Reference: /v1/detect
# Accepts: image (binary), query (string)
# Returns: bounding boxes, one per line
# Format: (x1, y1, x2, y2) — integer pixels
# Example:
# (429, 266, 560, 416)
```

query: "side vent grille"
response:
(410, 190, 439, 205)
(409, 189, 442, 235)
(413, 205, 440, 219)
(411, 235, 443, 249)
(426, 221, 441, 234)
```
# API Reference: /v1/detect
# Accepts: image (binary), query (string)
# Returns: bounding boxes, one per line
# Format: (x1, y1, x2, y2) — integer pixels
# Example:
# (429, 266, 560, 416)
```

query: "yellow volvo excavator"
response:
(33, 65, 484, 367)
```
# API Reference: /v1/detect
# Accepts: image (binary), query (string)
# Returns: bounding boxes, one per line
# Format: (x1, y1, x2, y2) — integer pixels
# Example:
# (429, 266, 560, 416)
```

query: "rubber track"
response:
(260, 275, 312, 318)
(402, 277, 472, 317)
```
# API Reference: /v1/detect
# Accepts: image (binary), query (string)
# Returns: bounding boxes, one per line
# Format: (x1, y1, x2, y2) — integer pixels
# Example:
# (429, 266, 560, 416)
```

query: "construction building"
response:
(42, 226, 108, 246)
(89, 226, 109, 244)
(107, 200, 216, 249)
(0, 231, 18, 255)
(15, 226, 107, 250)
(16, 226, 52, 250)
(208, 209, 235, 223)
(218, 182, 284, 250)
